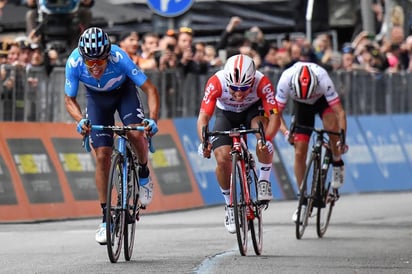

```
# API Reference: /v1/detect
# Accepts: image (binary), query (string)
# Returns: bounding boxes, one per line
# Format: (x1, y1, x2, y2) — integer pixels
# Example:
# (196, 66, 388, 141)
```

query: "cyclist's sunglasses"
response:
(229, 84, 252, 92)
(84, 58, 107, 68)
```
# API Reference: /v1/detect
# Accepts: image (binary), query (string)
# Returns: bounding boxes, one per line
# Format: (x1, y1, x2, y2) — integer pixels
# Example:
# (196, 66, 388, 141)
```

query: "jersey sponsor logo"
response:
(203, 82, 215, 104)
(111, 51, 123, 63)
(136, 108, 145, 120)
(261, 83, 276, 104)
(131, 68, 138, 75)
(83, 75, 124, 91)
(68, 56, 82, 68)
(65, 79, 71, 88)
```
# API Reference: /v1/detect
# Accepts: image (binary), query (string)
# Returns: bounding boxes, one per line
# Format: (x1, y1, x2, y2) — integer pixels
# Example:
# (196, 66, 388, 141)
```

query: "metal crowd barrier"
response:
(1, 64, 412, 122)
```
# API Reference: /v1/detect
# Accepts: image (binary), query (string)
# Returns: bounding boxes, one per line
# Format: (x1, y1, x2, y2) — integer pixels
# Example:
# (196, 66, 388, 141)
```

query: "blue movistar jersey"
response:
(65, 44, 147, 97)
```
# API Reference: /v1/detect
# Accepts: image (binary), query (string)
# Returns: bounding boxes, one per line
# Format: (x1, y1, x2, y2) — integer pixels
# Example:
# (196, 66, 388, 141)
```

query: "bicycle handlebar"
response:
(201, 121, 266, 158)
(82, 124, 155, 153)
(292, 123, 344, 145)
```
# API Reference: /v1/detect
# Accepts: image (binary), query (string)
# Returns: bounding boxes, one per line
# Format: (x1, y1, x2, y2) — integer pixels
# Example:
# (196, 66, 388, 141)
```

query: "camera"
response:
(167, 44, 175, 52)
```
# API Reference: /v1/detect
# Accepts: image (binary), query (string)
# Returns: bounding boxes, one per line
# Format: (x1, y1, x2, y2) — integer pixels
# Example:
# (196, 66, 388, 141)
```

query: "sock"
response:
(332, 159, 344, 167)
(101, 203, 106, 223)
(220, 186, 230, 205)
(258, 163, 272, 182)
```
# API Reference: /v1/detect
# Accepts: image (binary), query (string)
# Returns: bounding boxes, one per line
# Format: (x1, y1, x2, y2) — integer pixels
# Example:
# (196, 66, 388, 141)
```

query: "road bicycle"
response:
(290, 122, 343, 240)
(202, 121, 268, 256)
(83, 124, 155, 263)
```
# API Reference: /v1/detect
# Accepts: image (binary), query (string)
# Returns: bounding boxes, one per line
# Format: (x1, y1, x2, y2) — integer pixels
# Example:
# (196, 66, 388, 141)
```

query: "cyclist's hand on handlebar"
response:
(143, 118, 159, 136)
(337, 141, 349, 154)
(77, 118, 91, 136)
(198, 142, 212, 159)
(258, 139, 274, 154)
(337, 129, 348, 154)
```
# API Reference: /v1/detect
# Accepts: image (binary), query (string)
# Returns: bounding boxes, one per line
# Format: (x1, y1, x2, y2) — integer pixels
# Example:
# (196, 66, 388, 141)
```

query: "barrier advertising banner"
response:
(356, 116, 412, 191)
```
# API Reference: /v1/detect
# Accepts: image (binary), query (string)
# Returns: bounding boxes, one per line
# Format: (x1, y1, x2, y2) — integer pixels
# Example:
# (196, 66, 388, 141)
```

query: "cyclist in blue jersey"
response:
(64, 27, 160, 245)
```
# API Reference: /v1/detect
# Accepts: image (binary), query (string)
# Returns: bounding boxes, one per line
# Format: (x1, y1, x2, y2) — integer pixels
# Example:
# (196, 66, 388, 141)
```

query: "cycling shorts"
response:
(211, 101, 264, 149)
(292, 95, 332, 141)
(86, 77, 144, 148)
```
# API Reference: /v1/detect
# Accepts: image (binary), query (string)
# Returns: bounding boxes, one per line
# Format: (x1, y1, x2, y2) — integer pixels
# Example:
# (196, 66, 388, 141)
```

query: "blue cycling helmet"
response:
(78, 27, 111, 60)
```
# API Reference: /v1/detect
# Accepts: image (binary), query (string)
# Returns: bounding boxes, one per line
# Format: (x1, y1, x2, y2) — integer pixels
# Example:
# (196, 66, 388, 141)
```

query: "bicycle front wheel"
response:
(124, 157, 139, 261)
(249, 167, 263, 255)
(296, 153, 317, 240)
(316, 155, 335, 238)
(106, 153, 125, 263)
(231, 154, 248, 256)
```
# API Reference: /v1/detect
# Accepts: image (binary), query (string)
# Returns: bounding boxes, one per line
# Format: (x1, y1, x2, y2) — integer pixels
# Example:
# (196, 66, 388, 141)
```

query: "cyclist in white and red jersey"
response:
(197, 54, 280, 233)
(276, 61, 348, 222)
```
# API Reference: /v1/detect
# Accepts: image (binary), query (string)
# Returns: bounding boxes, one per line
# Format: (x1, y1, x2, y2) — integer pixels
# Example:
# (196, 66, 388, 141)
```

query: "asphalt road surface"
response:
(1, 192, 411, 274)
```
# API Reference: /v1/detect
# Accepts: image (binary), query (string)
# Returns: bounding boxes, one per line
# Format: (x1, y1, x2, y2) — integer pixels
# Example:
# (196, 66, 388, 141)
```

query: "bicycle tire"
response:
(106, 152, 125, 263)
(124, 155, 139, 261)
(316, 151, 334, 237)
(249, 166, 263, 255)
(232, 154, 248, 256)
(296, 152, 317, 240)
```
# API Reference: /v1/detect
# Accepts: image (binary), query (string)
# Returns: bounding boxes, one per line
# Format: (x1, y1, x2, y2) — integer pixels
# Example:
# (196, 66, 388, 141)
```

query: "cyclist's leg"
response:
(291, 102, 315, 221)
(117, 79, 154, 205)
(247, 103, 273, 201)
(212, 109, 242, 233)
(319, 97, 345, 188)
(292, 101, 315, 189)
(117, 78, 146, 165)
(86, 89, 117, 244)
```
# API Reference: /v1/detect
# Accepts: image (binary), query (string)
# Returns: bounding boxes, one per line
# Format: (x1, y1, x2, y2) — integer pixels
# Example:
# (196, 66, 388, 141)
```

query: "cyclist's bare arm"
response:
(140, 79, 160, 122)
(197, 112, 213, 158)
(197, 112, 212, 141)
(64, 94, 83, 123)
(277, 110, 289, 135)
(330, 102, 347, 137)
(265, 110, 281, 140)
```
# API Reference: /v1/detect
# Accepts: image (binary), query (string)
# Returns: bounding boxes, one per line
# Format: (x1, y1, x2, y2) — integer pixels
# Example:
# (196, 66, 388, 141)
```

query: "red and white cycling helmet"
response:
(224, 54, 256, 89)
(292, 64, 318, 99)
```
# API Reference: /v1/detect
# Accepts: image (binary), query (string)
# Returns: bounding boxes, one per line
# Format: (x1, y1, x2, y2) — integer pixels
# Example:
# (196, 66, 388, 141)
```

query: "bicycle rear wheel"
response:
(249, 167, 263, 255)
(106, 153, 125, 263)
(296, 153, 317, 240)
(124, 157, 139, 261)
(231, 154, 248, 256)
(316, 156, 335, 238)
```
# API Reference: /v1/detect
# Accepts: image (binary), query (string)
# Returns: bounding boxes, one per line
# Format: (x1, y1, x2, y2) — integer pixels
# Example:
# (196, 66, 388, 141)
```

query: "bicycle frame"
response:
(293, 123, 342, 239)
(202, 122, 266, 256)
(83, 124, 154, 263)
(116, 135, 133, 214)
(230, 135, 253, 216)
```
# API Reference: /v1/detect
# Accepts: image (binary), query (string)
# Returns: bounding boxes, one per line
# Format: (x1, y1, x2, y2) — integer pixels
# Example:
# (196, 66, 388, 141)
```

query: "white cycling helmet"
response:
(224, 54, 256, 88)
(292, 64, 318, 99)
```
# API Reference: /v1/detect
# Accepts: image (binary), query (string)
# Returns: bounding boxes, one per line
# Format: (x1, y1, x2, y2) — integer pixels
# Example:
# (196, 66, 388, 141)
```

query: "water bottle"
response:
(322, 154, 329, 170)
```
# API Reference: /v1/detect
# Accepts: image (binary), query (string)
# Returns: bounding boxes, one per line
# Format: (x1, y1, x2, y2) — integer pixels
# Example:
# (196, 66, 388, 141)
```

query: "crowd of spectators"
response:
(3, 3, 412, 75)
(2, 1, 412, 121)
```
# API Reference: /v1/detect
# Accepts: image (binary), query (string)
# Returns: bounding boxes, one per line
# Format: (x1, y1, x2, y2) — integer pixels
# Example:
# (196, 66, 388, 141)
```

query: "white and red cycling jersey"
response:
(275, 61, 341, 111)
(200, 70, 278, 116)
